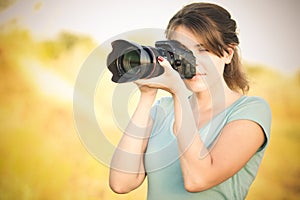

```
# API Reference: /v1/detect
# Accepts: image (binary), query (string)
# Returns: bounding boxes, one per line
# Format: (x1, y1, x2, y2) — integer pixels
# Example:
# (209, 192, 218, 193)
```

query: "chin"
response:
(185, 82, 208, 93)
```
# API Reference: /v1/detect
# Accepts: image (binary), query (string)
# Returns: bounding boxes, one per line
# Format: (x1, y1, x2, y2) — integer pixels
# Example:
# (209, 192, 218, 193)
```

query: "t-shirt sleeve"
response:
(150, 97, 174, 132)
(227, 96, 272, 151)
(150, 97, 173, 118)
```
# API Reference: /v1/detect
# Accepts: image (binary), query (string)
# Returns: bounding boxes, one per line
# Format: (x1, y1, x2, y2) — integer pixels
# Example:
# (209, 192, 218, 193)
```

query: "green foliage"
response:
(0, 0, 17, 12)
(245, 64, 300, 200)
(0, 25, 146, 199)
(39, 31, 94, 60)
(0, 27, 34, 68)
(296, 70, 300, 85)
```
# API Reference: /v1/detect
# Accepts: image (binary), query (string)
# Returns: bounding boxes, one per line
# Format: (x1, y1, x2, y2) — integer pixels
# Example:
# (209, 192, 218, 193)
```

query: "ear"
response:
(224, 47, 234, 64)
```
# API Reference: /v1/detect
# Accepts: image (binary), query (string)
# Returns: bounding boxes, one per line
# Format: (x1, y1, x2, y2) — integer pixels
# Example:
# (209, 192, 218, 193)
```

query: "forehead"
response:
(168, 26, 204, 49)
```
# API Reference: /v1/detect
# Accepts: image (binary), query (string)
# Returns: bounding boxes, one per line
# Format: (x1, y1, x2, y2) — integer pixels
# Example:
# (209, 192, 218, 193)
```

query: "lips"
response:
(191, 72, 207, 80)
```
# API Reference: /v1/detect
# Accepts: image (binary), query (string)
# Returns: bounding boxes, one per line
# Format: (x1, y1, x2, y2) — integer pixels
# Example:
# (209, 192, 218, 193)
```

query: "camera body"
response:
(107, 39, 196, 83)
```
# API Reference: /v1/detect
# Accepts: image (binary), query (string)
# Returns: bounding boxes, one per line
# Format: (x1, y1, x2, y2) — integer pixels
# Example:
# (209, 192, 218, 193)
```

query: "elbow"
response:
(109, 170, 145, 194)
(183, 177, 212, 193)
(109, 181, 131, 194)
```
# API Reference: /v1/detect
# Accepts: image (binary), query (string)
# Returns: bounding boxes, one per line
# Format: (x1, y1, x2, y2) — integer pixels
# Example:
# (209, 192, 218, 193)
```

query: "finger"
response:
(157, 56, 173, 70)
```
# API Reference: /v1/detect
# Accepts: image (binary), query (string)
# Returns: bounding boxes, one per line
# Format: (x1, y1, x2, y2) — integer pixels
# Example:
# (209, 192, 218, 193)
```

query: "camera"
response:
(106, 39, 196, 83)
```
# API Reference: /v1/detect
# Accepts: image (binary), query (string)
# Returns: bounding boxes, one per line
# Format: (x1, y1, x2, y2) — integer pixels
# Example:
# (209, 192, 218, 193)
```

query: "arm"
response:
(109, 88, 157, 194)
(123, 57, 265, 193)
(149, 57, 265, 192)
(172, 90, 266, 192)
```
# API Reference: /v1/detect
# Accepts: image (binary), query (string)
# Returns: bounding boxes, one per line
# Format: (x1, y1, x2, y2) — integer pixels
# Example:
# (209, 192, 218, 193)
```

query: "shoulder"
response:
(150, 96, 174, 119)
(153, 96, 174, 111)
(244, 96, 270, 108)
(236, 95, 270, 108)
(228, 95, 272, 150)
(156, 96, 174, 106)
(229, 96, 271, 120)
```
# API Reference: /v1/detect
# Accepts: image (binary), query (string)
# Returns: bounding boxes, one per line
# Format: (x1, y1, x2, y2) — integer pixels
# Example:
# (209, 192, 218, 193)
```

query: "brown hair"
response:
(166, 3, 249, 93)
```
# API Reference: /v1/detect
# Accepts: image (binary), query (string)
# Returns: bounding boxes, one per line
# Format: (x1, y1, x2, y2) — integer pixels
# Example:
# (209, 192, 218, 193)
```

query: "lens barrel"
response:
(107, 39, 196, 83)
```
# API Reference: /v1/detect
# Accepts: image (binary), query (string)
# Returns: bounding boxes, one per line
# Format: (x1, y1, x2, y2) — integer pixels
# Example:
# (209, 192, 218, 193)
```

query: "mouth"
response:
(190, 72, 207, 80)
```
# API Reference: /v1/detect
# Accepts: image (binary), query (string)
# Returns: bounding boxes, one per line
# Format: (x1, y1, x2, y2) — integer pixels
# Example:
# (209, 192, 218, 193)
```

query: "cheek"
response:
(196, 53, 224, 76)
(212, 57, 225, 75)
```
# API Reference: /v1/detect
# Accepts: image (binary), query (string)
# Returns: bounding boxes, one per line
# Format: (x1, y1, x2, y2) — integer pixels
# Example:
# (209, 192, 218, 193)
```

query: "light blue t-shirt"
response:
(145, 95, 271, 200)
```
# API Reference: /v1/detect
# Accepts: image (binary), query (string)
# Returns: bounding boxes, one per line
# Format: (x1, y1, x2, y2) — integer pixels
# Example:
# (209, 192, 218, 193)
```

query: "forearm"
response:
(109, 92, 155, 193)
(109, 133, 149, 193)
(172, 92, 214, 191)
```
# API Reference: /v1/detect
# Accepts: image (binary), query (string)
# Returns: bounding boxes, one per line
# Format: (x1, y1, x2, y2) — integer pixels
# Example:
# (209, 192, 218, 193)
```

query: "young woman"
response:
(109, 3, 271, 200)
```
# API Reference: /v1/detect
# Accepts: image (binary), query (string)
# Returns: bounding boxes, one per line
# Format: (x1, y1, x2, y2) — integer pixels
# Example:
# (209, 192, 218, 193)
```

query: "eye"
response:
(197, 44, 208, 52)
(198, 48, 207, 52)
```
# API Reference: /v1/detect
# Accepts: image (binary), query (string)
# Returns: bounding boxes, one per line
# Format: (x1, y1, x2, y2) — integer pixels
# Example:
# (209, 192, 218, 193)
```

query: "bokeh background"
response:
(1, 0, 299, 199)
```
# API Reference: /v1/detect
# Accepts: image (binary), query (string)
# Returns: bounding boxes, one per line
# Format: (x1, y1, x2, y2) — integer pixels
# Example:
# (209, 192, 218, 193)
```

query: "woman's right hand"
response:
(134, 56, 188, 96)
(134, 82, 158, 99)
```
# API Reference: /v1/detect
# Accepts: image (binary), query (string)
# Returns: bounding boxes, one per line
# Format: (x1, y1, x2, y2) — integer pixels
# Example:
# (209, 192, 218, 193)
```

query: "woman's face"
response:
(171, 26, 230, 93)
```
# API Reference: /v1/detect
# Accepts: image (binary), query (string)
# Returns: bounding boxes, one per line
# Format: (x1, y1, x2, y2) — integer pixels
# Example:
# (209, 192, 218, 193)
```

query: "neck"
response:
(189, 81, 242, 129)
(190, 80, 242, 113)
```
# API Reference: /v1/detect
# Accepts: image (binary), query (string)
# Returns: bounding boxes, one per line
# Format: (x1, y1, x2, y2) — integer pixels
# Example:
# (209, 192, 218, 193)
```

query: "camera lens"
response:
(107, 40, 167, 82)
(122, 49, 140, 72)
(118, 47, 153, 77)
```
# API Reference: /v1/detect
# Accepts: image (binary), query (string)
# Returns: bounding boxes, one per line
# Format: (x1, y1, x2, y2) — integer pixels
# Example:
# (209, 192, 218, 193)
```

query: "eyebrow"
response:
(180, 43, 205, 50)
(195, 44, 205, 48)
(195, 44, 208, 51)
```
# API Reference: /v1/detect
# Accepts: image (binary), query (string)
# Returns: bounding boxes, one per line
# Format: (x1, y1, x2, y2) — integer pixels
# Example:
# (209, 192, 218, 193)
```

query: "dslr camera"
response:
(107, 39, 196, 83)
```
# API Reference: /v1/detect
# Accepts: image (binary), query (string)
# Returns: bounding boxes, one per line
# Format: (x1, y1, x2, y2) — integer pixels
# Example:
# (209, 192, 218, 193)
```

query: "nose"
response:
(195, 63, 202, 72)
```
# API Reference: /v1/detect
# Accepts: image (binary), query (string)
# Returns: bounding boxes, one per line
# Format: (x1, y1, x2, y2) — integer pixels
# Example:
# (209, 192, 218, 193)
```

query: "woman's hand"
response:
(135, 83, 158, 97)
(134, 56, 188, 95)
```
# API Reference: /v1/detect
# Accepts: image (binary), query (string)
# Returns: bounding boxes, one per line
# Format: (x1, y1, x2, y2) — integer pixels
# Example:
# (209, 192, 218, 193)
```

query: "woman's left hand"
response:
(134, 56, 188, 95)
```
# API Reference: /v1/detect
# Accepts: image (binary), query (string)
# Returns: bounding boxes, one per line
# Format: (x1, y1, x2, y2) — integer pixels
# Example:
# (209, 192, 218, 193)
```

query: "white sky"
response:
(1, 0, 299, 73)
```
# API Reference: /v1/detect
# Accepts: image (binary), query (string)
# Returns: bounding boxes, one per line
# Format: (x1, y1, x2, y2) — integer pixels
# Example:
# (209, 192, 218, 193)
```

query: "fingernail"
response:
(157, 56, 164, 62)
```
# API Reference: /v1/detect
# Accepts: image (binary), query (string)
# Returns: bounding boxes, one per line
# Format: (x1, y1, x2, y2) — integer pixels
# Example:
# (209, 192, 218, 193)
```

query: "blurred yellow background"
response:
(1, 1, 300, 199)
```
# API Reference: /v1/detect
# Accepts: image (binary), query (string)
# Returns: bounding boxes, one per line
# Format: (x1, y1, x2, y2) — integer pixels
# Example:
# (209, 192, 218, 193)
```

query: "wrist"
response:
(171, 84, 190, 99)
(138, 92, 156, 109)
